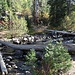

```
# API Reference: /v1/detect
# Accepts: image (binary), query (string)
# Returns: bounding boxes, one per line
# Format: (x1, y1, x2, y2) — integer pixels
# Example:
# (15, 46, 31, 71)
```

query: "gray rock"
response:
(9, 61, 15, 65)
(6, 56, 12, 60)
(23, 37, 28, 42)
(5, 59, 10, 62)
(12, 64, 18, 69)
(25, 71, 31, 75)
(12, 38, 21, 44)
(22, 37, 28, 44)
(27, 36, 32, 44)
(6, 64, 11, 68)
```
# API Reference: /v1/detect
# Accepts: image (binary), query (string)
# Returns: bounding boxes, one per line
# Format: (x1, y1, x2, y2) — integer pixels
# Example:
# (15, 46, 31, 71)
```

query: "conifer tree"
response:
(48, 0, 67, 27)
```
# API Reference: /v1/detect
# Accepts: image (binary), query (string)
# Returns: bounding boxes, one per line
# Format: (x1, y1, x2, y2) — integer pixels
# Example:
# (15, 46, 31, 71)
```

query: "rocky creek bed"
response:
(0, 30, 75, 75)
(0, 47, 29, 75)
(1, 49, 75, 75)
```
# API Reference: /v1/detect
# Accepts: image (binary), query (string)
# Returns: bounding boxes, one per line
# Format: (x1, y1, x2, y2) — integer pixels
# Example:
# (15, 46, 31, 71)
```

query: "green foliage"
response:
(25, 49, 37, 75)
(0, 0, 12, 15)
(0, 0, 6, 12)
(48, 0, 67, 27)
(12, 0, 33, 28)
(12, 15, 28, 33)
(32, 0, 49, 25)
(26, 49, 37, 66)
(4, 15, 28, 38)
(39, 0, 49, 13)
(40, 12, 49, 25)
(0, 24, 7, 31)
(42, 42, 72, 75)
(25, 42, 72, 75)
(0, 0, 29, 35)
(62, 11, 75, 31)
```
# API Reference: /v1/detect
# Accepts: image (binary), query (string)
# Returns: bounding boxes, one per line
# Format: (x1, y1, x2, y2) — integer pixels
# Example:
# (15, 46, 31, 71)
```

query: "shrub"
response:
(40, 42, 72, 75)
(62, 11, 75, 31)
(3, 14, 28, 38)
(26, 49, 37, 66)
(11, 14, 28, 32)
(25, 41, 72, 75)
(25, 49, 37, 75)
(0, 24, 7, 31)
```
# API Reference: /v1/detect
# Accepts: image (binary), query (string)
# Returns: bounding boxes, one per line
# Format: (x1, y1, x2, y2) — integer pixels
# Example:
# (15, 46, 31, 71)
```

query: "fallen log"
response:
(63, 44, 75, 52)
(45, 29, 75, 37)
(0, 52, 8, 75)
(0, 40, 75, 52)
(0, 40, 46, 51)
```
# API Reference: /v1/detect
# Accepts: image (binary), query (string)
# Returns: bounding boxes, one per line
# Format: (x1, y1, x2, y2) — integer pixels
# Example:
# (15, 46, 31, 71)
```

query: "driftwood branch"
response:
(0, 52, 8, 75)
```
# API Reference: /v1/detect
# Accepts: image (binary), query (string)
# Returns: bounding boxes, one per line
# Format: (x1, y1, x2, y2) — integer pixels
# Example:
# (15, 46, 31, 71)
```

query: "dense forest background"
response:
(0, 0, 75, 36)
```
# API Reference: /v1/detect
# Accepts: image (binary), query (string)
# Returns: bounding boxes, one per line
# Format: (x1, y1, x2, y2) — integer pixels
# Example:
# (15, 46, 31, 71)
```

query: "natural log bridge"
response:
(0, 40, 46, 51)
(0, 40, 75, 52)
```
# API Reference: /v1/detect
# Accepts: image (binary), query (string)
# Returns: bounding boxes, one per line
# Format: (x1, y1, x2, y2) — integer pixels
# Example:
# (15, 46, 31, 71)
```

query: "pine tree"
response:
(43, 42, 72, 75)
(25, 42, 72, 75)
(48, 0, 67, 27)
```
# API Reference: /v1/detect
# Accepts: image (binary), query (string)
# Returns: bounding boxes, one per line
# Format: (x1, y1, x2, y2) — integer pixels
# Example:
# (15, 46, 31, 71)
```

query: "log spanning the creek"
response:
(0, 40, 75, 52)
(0, 52, 8, 75)
(0, 40, 46, 51)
